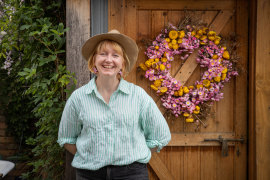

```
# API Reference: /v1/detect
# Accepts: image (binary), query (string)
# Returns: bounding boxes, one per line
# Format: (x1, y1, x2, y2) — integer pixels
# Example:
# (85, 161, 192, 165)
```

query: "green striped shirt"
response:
(57, 78, 171, 170)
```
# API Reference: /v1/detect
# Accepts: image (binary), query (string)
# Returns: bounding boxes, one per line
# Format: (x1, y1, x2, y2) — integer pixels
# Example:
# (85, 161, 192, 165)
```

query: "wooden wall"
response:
(250, 0, 270, 179)
(65, 0, 270, 179)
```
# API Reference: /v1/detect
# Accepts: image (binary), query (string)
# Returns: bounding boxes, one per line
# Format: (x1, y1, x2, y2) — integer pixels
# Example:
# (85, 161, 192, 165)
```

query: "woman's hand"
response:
(64, 144, 77, 155)
(150, 147, 158, 153)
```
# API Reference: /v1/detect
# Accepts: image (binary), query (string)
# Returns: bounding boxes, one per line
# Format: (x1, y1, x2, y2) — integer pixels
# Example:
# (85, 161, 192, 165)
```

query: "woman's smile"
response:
(95, 44, 124, 77)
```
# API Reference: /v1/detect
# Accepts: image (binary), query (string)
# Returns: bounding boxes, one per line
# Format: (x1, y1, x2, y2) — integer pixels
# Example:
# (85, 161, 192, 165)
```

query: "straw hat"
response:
(81, 29, 139, 73)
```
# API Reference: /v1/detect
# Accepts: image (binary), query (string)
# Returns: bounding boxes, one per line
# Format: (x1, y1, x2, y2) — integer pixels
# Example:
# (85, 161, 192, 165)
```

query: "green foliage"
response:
(0, 0, 76, 179)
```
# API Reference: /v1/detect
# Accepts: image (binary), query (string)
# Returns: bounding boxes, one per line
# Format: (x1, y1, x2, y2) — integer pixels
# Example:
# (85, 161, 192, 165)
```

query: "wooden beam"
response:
(149, 152, 175, 180)
(66, 1, 90, 179)
(137, 0, 234, 10)
(168, 132, 236, 146)
(66, 0, 91, 88)
(256, 0, 270, 179)
(174, 10, 234, 85)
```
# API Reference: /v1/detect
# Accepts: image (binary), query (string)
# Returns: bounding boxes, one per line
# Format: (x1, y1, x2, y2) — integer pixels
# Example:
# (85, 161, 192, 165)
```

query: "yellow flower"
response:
(195, 106, 200, 111)
(197, 84, 203, 89)
(139, 63, 148, 71)
(191, 31, 196, 36)
(155, 58, 159, 62)
(159, 64, 166, 71)
(171, 39, 177, 45)
(145, 61, 152, 67)
(149, 59, 154, 62)
(215, 36, 221, 41)
(151, 84, 158, 91)
(174, 91, 179, 96)
(200, 35, 207, 40)
(214, 36, 221, 45)
(161, 58, 167, 63)
(223, 51, 230, 59)
(154, 64, 159, 70)
(202, 27, 208, 34)
(222, 46, 227, 50)
(183, 112, 190, 117)
(208, 35, 216, 41)
(165, 38, 171, 42)
(154, 79, 162, 87)
(222, 67, 228, 74)
(169, 30, 178, 39)
(178, 39, 183, 44)
(214, 39, 220, 45)
(172, 44, 179, 50)
(203, 79, 211, 87)
(214, 76, 221, 82)
(186, 118, 194, 123)
(155, 46, 159, 50)
(189, 86, 194, 90)
(221, 73, 227, 80)
(178, 89, 183, 96)
(193, 110, 200, 114)
(197, 29, 203, 36)
(212, 54, 218, 59)
(168, 43, 173, 49)
(208, 31, 216, 36)
(200, 41, 207, 45)
(179, 30, 185, 38)
(183, 86, 189, 93)
(195, 34, 201, 39)
(160, 86, 168, 93)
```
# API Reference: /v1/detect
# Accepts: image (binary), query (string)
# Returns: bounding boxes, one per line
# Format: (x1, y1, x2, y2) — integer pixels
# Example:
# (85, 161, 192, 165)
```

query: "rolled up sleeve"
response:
(57, 97, 82, 147)
(140, 95, 171, 152)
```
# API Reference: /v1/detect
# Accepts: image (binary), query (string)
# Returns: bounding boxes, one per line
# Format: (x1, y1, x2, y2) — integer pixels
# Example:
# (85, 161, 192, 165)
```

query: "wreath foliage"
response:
(139, 22, 238, 125)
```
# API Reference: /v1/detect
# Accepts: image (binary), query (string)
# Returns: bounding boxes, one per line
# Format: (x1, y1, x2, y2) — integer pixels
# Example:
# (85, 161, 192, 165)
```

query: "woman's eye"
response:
(113, 54, 119, 57)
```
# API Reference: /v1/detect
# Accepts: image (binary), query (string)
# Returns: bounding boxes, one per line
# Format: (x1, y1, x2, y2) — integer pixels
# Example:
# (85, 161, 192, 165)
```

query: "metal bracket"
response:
(204, 135, 244, 157)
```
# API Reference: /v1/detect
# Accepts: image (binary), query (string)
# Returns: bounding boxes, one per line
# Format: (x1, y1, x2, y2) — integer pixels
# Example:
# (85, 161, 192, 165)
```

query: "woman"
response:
(58, 30, 171, 180)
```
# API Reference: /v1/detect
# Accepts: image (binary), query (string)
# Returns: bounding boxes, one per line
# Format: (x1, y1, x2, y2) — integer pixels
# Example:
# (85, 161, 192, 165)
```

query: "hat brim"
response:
(82, 32, 139, 73)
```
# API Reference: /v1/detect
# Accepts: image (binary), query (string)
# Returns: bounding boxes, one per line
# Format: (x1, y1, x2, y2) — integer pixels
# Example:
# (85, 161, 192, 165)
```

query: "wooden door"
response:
(109, 0, 248, 179)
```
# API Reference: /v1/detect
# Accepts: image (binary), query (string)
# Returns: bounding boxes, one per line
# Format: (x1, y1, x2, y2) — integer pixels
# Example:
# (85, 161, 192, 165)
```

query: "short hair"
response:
(88, 40, 130, 77)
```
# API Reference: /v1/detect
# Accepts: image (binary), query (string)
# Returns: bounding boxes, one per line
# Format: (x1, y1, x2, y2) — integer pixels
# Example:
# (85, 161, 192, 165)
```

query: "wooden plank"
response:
(124, 0, 137, 83)
(108, 0, 124, 32)
(248, 0, 257, 179)
(216, 146, 234, 180)
(200, 147, 217, 180)
(184, 147, 200, 180)
(166, 147, 184, 180)
(234, 0, 248, 179)
(256, 0, 270, 179)
(168, 132, 235, 146)
(66, 0, 90, 88)
(137, 10, 151, 91)
(216, 81, 234, 132)
(149, 152, 175, 180)
(174, 10, 234, 85)
(137, 0, 235, 10)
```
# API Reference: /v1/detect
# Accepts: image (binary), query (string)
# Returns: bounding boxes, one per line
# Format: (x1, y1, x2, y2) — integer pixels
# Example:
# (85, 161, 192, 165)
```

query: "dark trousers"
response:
(76, 162, 149, 180)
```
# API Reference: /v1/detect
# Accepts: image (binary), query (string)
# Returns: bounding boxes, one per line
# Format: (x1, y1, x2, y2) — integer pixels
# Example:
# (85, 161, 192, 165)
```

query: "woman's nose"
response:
(104, 54, 113, 62)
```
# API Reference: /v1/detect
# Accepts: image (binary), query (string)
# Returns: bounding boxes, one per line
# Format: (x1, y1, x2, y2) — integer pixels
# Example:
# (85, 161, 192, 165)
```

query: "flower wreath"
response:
(139, 24, 238, 125)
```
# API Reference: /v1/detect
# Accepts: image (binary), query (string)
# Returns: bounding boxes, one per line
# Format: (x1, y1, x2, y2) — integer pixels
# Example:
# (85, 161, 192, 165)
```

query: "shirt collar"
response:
(84, 78, 130, 95)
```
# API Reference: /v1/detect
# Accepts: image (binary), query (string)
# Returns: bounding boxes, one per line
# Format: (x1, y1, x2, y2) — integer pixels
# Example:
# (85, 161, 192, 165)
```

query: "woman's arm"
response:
(64, 144, 77, 155)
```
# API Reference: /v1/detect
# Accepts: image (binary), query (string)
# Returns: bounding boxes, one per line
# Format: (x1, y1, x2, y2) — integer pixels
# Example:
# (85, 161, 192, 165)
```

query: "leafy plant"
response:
(0, 0, 76, 179)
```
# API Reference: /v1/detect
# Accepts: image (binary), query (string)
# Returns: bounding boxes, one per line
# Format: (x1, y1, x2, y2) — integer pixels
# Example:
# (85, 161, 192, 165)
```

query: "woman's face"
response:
(94, 44, 124, 78)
